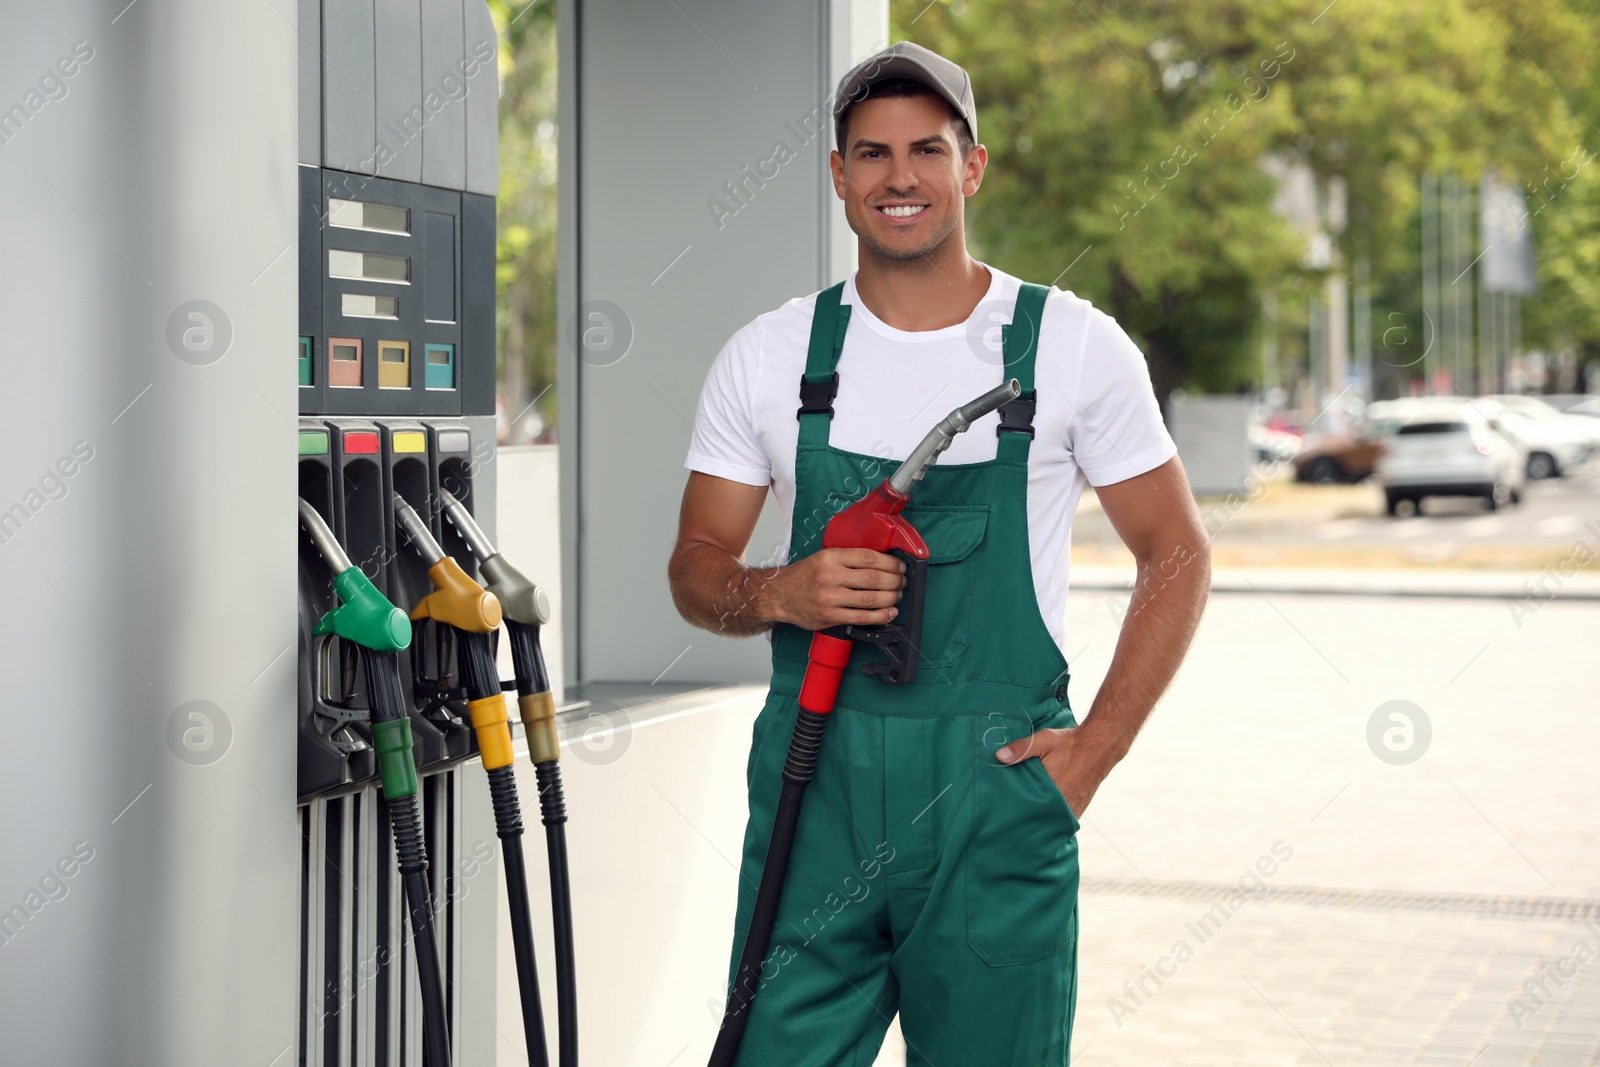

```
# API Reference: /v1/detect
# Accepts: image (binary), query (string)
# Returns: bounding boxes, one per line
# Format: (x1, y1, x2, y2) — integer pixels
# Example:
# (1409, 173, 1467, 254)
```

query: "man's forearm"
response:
(1076, 541, 1211, 769)
(668, 541, 782, 638)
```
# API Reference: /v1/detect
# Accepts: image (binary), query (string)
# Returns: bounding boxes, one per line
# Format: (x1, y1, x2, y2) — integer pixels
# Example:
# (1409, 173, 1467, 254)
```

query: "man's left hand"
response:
(995, 726, 1116, 822)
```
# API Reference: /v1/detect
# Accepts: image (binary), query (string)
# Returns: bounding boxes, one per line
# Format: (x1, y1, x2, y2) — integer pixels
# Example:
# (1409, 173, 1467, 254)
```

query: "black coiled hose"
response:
(363, 649, 452, 1067)
(707, 707, 830, 1066)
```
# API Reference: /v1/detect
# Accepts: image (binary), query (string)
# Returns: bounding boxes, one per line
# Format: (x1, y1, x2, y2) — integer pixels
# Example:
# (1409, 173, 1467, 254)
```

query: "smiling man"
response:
(669, 41, 1211, 1066)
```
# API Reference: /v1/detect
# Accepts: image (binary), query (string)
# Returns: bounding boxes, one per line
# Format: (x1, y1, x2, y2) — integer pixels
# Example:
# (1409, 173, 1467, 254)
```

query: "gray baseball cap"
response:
(832, 41, 978, 152)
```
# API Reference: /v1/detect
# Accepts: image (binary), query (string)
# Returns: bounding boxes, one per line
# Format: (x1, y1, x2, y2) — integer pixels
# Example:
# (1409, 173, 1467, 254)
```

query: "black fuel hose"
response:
(707, 707, 830, 1067)
(507, 620, 578, 1067)
(363, 649, 453, 1067)
(458, 628, 551, 1067)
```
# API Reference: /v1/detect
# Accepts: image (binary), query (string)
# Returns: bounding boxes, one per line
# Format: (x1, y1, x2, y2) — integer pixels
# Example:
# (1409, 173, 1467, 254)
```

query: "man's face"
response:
(831, 93, 986, 263)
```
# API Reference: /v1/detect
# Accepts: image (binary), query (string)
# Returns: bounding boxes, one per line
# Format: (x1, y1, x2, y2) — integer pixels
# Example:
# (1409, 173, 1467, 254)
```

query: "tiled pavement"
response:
(1072, 892, 1600, 1065)
(873, 583, 1600, 1065)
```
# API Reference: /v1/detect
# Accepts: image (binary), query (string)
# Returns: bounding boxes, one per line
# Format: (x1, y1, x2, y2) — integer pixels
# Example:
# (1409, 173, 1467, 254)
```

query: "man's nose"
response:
(886, 154, 919, 195)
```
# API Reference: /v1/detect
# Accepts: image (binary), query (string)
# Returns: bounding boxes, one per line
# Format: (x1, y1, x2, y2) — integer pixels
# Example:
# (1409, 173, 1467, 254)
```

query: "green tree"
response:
(487, 0, 559, 441)
(1520, 0, 1600, 380)
(895, 0, 1594, 403)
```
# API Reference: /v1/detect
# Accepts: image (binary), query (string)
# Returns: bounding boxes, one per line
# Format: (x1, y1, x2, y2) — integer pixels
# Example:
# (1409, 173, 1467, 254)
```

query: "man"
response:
(668, 41, 1210, 1066)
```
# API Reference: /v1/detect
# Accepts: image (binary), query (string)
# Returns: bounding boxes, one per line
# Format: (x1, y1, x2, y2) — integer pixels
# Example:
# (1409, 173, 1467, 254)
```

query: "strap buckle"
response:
(996, 389, 1037, 438)
(797, 371, 840, 419)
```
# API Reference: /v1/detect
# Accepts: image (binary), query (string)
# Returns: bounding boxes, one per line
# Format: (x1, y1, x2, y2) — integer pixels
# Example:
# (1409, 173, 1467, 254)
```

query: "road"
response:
(874, 584, 1600, 1066)
(1069, 466, 1600, 570)
(1297, 467, 1600, 547)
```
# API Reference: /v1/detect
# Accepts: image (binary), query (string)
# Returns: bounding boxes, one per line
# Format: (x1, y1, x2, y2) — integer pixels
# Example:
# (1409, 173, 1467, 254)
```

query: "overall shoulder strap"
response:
(996, 282, 1049, 462)
(797, 282, 850, 448)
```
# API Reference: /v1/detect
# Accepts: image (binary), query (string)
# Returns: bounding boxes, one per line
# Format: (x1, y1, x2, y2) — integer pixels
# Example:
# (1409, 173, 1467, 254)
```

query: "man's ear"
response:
(963, 143, 987, 197)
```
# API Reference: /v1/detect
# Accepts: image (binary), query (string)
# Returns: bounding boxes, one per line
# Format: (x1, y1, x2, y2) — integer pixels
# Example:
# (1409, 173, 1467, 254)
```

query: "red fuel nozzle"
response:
(804, 477, 930, 694)
(798, 632, 855, 714)
(796, 378, 1021, 706)
(820, 481, 928, 558)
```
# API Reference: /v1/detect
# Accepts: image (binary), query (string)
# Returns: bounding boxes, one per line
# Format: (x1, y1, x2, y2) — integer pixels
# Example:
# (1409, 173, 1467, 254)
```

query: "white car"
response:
(1376, 406, 1525, 515)
(1475, 398, 1591, 479)
(1366, 396, 1475, 423)
(1481, 393, 1600, 453)
(1249, 423, 1299, 463)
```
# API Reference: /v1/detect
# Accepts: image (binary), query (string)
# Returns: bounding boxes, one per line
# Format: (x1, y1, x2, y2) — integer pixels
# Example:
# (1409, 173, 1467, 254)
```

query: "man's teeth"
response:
(880, 205, 925, 217)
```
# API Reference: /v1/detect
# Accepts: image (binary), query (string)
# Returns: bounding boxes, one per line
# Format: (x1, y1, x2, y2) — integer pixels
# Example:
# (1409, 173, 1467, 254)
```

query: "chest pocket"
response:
(899, 503, 989, 674)
(770, 503, 990, 674)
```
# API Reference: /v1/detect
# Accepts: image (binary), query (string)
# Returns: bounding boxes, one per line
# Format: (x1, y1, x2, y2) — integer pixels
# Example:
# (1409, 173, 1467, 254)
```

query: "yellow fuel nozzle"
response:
(415, 556, 502, 632)
(393, 493, 503, 633)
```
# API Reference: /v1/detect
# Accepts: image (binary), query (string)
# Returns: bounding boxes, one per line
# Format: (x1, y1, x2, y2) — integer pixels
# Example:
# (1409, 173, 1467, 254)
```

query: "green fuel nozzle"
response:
(438, 488, 551, 626)
(299, 497, 412, 653)
(298, 502, 452, 1066)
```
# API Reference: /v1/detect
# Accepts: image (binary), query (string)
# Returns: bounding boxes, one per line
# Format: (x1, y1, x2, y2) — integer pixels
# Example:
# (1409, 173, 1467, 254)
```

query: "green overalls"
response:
(723, 280, 1082, 1066)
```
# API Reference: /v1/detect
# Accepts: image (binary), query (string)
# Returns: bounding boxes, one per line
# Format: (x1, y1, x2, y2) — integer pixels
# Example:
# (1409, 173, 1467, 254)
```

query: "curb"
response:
(1070, 564, 1600, 602)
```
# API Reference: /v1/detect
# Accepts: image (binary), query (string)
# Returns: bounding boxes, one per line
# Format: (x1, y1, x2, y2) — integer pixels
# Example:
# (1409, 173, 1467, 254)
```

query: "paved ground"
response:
(1070, 466, 1600, 571)
(872, 585, 1600, 1066)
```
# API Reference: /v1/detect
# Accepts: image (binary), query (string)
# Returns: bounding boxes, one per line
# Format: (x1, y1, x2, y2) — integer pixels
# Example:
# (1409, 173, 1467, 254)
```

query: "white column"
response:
(1325, 271, 1350, 400)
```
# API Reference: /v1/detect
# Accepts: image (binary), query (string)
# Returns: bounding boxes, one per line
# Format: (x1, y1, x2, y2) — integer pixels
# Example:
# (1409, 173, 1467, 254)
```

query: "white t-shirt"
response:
(683, 263, 1177, 657)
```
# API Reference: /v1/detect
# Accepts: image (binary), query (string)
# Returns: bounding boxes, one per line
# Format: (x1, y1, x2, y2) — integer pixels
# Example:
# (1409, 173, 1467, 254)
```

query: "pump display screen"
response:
(328, 198, 410, 235)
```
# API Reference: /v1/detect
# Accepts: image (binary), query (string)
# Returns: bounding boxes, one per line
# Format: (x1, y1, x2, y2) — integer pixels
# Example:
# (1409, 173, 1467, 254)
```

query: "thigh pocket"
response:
(965, 713, 1080, 967)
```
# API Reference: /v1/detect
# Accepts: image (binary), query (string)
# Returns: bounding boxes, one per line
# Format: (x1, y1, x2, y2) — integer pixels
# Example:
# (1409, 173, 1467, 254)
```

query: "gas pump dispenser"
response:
(294, 3, 523, 1064)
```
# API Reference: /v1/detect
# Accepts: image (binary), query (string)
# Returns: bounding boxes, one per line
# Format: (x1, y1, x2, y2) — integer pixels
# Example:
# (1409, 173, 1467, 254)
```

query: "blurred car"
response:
(1265, 411, 1305, 438)
(1251, 423, 1300, 463)
(1375, 406, 1525, 515)
(1292, 418, 1398, 483)
(1481, 394, 1600, 451)
(1475, 399, 1591, 479)
(1567, 396, 1600, 420)
(1365, 397, 1464, 429)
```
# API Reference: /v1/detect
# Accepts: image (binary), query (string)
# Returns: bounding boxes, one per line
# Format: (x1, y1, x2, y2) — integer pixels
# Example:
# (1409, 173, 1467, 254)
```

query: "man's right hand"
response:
(756, 548, 907, 631)
(668, 472, 907, 638)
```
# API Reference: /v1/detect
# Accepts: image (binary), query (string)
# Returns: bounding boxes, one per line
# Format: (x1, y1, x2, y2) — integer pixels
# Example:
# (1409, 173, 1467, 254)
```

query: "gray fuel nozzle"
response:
(392, 493, 446, 567)
(438, 488, 551, 626)
(299, 497, 353, 574)
(888, 378, 1021, 496)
